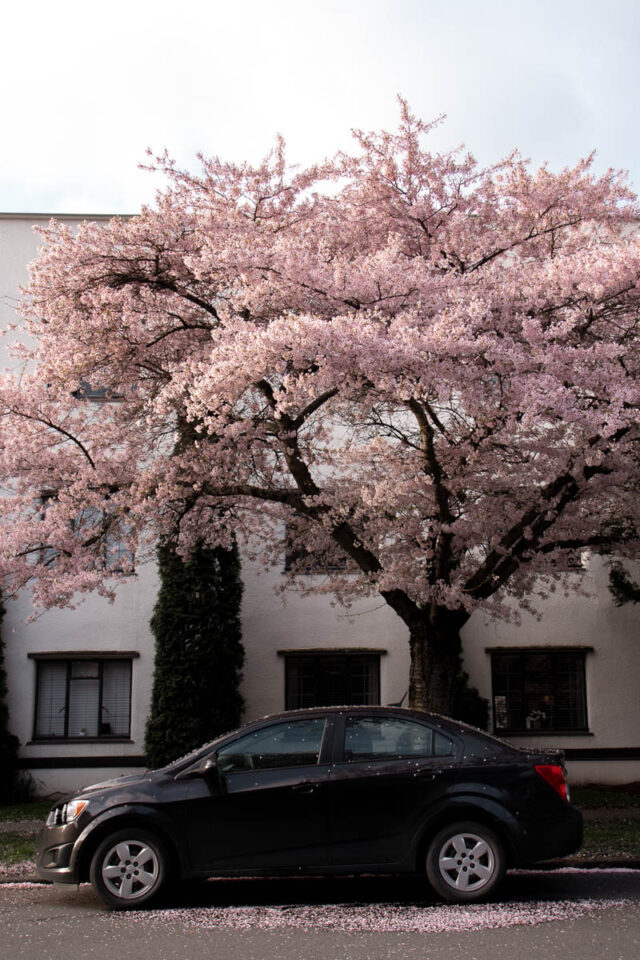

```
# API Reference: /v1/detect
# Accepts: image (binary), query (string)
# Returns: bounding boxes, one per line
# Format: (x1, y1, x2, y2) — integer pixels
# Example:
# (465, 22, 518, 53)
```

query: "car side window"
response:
(434, 731, 455, 756)
(216, 718, 326, 773)
(344, 716, 439, 762)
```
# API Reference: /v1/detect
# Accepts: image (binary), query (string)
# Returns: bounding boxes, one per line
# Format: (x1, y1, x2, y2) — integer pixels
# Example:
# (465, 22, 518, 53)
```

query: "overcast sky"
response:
(1, 0, 639, 213)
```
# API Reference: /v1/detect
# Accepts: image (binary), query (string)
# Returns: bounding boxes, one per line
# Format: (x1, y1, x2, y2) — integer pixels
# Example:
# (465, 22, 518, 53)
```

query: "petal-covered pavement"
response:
(2, 871, 640, 960)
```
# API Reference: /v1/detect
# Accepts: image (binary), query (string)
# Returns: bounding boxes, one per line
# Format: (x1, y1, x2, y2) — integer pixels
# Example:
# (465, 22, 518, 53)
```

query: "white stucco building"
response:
(1, 213, 639, 795)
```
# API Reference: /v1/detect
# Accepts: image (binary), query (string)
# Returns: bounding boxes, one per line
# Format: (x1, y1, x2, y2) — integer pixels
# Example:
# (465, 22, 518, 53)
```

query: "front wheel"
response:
(89, 829, 170, 910)
(425, 820, 505, 903)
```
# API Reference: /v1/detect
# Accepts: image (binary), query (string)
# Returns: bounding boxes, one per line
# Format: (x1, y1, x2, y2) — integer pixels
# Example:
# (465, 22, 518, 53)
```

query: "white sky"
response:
(1, 0, 638, 213)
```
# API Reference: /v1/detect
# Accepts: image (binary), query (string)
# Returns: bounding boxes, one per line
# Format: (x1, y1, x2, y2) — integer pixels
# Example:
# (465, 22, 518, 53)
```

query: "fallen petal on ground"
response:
(120, 898, 630, 933)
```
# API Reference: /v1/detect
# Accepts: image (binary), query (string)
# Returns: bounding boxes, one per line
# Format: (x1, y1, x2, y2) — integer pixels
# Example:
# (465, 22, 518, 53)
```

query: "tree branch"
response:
(292, 388, 339, 429)
(1, 407, 96, 470)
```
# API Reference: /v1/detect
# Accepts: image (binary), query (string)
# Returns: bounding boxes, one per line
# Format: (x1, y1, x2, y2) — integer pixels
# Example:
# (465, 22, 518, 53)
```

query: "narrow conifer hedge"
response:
(0, 595, 21, 802)
(144, 541, 245, 769)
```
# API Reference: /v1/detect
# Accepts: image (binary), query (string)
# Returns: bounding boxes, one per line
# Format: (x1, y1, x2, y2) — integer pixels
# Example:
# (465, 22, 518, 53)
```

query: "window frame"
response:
(489, 647, 590, 735)
(31, 654, 135, 742)
(36, 494, 135, 574)
(282, 650, 382, 710)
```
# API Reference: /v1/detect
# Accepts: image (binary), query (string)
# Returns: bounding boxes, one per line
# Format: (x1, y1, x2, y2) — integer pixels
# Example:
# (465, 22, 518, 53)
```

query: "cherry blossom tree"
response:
(1, 101, 639, 713)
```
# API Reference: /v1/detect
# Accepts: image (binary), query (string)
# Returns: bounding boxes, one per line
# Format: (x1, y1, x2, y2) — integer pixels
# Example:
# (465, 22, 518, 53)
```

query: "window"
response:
(548, 549, 584, 571)
(216, 718, 326, 772)
(34, 658, 132, 740)
(283, 522, 348, 575)
(71, 381, 124, 402)
(285, 653, 380, 709)
(74, 507, 134, 573)
(343, 715, 454, 762)
(491, 650, 588, 733)
(36, 497, 134, 573)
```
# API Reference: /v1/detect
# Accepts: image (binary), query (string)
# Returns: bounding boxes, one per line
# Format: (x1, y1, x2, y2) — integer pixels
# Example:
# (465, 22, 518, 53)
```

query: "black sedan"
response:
(36, 706, 582, 909)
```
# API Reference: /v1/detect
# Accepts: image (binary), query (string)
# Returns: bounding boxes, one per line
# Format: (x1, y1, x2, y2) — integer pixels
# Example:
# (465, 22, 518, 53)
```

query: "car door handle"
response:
(416, 769, 444, 780)
(292, 781, 317, 795)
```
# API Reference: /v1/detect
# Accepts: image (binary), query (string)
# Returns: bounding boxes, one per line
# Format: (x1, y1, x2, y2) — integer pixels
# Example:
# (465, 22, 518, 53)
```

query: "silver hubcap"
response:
(437, 831, 495, 892)
(101, 839, 159, 901)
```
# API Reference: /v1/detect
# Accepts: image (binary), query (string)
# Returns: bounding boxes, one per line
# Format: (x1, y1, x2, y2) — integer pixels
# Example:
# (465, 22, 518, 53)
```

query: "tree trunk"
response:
(408, 610, 467, 715)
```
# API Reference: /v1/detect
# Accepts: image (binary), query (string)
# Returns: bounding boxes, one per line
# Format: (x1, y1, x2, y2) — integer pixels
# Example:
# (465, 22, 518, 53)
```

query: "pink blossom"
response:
(1, 101, 639, 707)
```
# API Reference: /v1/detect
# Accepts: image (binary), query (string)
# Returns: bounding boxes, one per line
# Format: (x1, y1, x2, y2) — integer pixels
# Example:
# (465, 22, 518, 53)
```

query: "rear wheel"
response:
(425, 820, 505, 903)
(89, 829, 170, 910)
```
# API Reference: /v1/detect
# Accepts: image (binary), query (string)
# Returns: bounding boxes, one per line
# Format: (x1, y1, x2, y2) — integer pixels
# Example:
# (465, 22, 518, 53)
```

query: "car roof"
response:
(251, 705, 447, 724)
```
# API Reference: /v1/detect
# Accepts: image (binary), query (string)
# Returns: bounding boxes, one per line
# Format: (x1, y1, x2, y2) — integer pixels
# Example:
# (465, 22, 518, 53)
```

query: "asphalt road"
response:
(2, 869, 640, 960)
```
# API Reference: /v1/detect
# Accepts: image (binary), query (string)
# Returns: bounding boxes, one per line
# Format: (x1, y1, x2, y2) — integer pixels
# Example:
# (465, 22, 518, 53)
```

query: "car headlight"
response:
(46, 799, 89, 827)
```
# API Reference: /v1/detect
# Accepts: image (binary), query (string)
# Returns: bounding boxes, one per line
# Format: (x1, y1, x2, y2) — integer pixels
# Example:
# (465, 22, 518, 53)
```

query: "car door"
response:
(184, 715, 333, 872)
(328, 713, 460, 866)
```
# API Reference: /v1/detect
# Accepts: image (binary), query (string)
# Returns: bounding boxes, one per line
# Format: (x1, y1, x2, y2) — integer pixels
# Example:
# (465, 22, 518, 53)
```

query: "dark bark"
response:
(408, 611, 464, 713)
(405, 608, 488, 726)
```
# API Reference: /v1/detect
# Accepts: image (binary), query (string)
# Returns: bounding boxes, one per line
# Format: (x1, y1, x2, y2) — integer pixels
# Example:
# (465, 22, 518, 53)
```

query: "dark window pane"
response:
(102, 661, 132, 736)
(217, 718, 326, 772)
(35, 662, 67, 738)
(72, 381, 124, 402)
(71, 660, 99, 678)
(68, 675, 100, 737)
(285, 654, 380, 709)
(491, 651, 587, 732)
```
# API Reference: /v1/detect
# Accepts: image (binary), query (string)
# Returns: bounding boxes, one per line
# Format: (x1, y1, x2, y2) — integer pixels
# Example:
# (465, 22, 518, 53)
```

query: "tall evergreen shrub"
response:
(144, 541, 245, 768)
(609, 562, 640, 605)
(0, 595, 21, 802)
(451, 663, 489, 730)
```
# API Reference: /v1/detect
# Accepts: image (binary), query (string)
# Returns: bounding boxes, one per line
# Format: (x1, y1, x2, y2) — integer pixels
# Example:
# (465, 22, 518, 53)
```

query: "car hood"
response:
(75, 769, 156, 797)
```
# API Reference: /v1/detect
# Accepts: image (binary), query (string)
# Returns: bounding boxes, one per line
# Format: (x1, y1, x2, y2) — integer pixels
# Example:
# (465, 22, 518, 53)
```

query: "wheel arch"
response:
(415, 799, 519, 872)
(75, 808, 183, 883)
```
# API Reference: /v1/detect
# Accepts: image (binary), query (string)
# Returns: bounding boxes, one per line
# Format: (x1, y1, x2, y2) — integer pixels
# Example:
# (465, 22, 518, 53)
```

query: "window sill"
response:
(27, 738, 134, 745)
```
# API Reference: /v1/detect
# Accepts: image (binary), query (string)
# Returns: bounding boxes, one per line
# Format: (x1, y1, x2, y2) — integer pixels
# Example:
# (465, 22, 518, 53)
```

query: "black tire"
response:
(89, 828, 171, 910)
(425, 820, 505, 903)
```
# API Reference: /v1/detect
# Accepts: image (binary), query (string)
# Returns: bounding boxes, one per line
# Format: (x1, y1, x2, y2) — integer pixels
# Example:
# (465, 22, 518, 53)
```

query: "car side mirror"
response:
(200, 756, 219, 778)
(175, 754, 219, 781)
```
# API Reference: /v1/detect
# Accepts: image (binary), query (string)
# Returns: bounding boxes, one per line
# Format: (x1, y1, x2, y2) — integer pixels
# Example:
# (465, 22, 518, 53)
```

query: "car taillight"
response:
(535, 764, 569, 802)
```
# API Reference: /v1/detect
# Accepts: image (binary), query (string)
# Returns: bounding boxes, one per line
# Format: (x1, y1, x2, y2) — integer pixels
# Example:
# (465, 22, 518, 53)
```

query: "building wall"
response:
(462, 554, 640, 784)
(0, 213, 115, 367)
(4, 565, 158, 796)
(0, 215, 153, 795)
(240, 558, 411, 717)
(1, 214, 639, 794)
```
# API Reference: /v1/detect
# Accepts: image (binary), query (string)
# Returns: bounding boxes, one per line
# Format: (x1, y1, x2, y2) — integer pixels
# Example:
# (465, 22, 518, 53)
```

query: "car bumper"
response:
(516, 807, 583, 864)
(36, 825, 83, 884)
